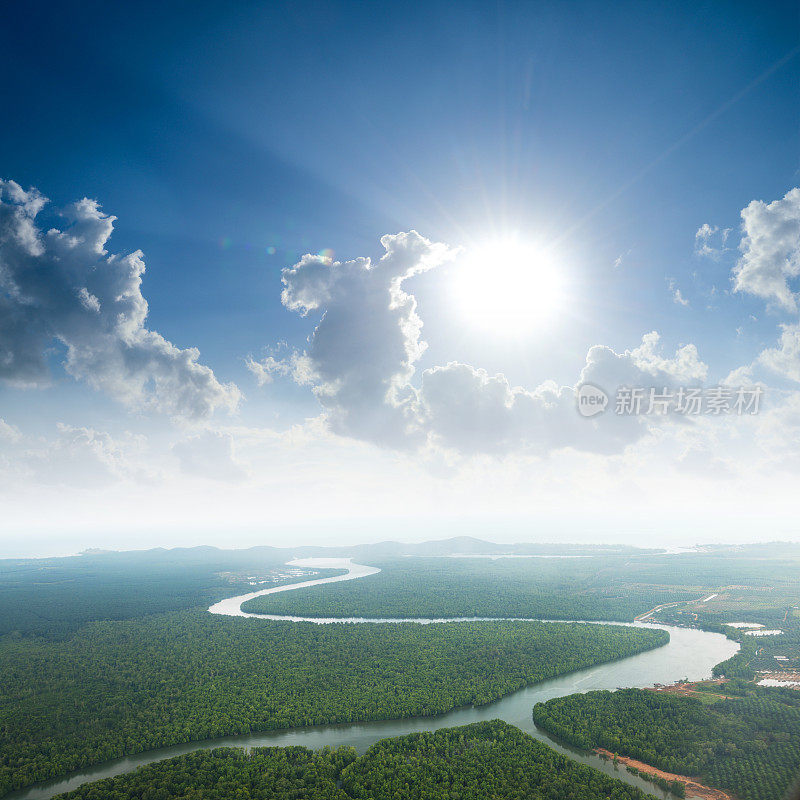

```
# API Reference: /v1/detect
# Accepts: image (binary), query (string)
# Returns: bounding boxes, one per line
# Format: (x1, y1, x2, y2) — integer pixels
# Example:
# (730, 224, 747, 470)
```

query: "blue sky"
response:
(1, 1, 799, 555)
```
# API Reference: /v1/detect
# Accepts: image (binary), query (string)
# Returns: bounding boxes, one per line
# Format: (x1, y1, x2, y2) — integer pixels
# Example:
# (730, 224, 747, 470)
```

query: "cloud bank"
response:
(268, 231, 709, 457)
(711, 186, 800, 387)
(264, 184, 800, 461)
(0, 180, 240, 418)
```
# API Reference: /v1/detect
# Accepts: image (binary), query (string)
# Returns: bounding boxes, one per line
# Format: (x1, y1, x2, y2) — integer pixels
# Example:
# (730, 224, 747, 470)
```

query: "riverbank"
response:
(595, 748, 734, 800)
(648, 678, 735, 701)
(209, 558, 378, 617)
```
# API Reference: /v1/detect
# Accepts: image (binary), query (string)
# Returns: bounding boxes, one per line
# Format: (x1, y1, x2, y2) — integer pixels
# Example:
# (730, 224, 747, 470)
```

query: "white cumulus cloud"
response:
(246, 354, 292, 386)
(719, 188, 800, 386)
(270, 233, 709, 457)
(758, 324, 800, 383)
(733, 187, 800, 312)
(0, 180, 240, 418)
(278, 231, 455, 448)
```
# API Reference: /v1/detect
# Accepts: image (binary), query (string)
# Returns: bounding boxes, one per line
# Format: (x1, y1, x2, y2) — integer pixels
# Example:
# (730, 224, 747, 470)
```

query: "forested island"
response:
(241, 547, 800, 622)
(532, 684, 800, 800)
(241, 556, 699, 621)
(0, 611, 666, 797)
(55, 722, 653, 800)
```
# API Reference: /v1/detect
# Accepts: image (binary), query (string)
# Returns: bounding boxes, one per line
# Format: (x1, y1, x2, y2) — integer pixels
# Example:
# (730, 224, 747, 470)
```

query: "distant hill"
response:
(59, 537, 657, 565)
(280, 536, 657, 560)
(11, 537, 800, 572)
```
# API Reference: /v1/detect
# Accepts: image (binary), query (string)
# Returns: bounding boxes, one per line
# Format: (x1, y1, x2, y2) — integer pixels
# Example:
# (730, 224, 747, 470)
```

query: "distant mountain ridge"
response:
(61, 536, 655, 568)
(12, 537, 797, 568)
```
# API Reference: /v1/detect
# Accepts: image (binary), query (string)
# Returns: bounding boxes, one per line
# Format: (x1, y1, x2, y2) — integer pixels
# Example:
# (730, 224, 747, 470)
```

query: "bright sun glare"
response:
(453, 239, 564, 336)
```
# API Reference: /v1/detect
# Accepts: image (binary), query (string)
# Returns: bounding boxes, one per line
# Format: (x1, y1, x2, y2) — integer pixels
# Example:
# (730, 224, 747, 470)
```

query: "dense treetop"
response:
(55, 722, 653, 800)
(341, 720, 653, 800)
(0, 611, 666, 798)
(55, 746, 355, 800)
(7, 543, 800, 800)
(0, 548, 343, 639)
(533, 684, 800, 800)
(241, 555, 724, 621)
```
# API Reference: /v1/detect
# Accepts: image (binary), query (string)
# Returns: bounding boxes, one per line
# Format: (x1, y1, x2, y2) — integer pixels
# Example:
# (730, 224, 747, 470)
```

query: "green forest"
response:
(340, 720, 652, 799)
(0, 548, 344, 639)
(242, 549, 800, 621)
(532, 684, 800, 800)
(241, 556, 699, 621)
(56, 722, 653, 800)
(0, 611, 666, 798)
(5, 544, 800, 800)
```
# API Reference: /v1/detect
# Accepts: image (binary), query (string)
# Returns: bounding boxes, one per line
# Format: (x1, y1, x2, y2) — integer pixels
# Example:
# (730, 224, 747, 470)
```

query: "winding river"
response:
(10, 558, 739, 800)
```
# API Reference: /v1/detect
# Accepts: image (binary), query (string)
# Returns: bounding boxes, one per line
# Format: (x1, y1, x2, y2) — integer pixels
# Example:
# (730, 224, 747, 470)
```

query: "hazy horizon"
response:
(5, 526, 799, 562)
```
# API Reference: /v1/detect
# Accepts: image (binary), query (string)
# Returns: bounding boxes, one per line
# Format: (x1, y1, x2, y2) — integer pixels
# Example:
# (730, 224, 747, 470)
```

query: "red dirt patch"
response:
(595, 748, 734, 800)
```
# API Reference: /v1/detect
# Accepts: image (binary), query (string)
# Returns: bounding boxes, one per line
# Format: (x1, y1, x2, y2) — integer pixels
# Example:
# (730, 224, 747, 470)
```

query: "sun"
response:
(452, 238, 564, 335)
